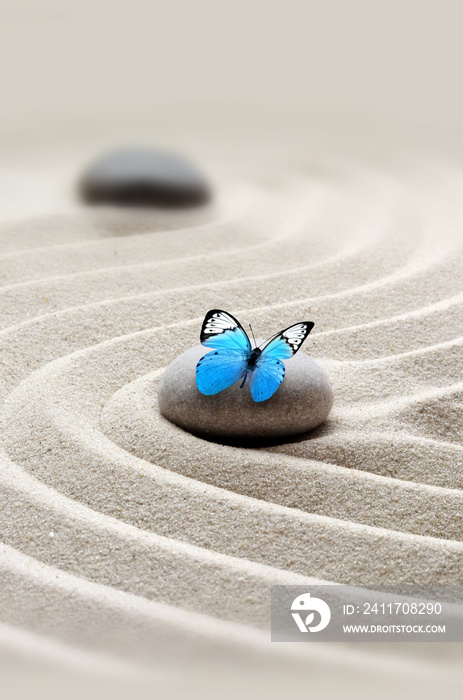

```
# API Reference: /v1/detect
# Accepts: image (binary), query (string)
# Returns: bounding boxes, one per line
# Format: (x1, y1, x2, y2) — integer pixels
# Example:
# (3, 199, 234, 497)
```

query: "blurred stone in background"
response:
(79, 148, 211, 207)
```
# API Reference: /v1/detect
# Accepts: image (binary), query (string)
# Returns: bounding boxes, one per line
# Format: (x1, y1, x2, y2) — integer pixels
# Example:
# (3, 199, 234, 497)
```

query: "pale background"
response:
(1, 2, 463, 699)
(1, 0, 463, 145)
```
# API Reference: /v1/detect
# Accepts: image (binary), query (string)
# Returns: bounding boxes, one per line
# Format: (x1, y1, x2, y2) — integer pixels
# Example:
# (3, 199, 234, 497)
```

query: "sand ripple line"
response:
(336, 380, 463, 420)
(100, 372, 463, 541)
(0, 179, 398, 329)
(0, 246, 425, 398)
(0, 229, 378, 334)
(0, 543, 283, 662)
(0, 179, 344, 286)
(271, 429, 463, 487)
(1, 150, 463, 672)
(2, 335, 463, 586)
(0, 451, 319, 627)
(0, 230, 445, 400)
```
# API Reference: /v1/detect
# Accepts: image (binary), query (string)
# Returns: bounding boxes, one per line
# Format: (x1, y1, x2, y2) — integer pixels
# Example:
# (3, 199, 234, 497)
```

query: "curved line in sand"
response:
(0, 228, 442, 346)
(2, 153, 463, 672)
(3, 335, 463, 556)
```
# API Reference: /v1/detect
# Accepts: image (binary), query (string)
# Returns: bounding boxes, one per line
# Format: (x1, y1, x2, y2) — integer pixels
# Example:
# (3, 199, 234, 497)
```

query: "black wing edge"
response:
(199, 308, 247, 344)
(260, 320, 315, 354)
(284, 320, 315, 355)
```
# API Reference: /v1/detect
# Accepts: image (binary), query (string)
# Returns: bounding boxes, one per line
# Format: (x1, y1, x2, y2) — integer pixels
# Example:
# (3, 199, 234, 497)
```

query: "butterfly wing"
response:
(200, 309, 252, 354)
(196, 311, 314, 401)
(260, 321, 314, 359)
(196, 349, 248, 395)
(196, 310, 251, 395)
(249, 358, 285, 402)
(249, 321, 314, 402)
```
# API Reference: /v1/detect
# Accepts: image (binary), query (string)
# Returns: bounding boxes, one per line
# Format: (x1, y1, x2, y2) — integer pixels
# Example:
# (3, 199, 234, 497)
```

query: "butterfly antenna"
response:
(249, 323, 257, 348)
(259, 329, 281, 349)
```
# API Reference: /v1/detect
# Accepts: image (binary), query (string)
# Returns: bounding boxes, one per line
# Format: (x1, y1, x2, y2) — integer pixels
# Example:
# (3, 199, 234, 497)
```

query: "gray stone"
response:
(79, 148, 211, 207)
(158, 343, 333, 440)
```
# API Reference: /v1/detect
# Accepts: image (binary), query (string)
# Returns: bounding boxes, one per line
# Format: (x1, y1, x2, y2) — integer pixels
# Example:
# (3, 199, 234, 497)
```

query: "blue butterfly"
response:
(196, 309, 314, 402)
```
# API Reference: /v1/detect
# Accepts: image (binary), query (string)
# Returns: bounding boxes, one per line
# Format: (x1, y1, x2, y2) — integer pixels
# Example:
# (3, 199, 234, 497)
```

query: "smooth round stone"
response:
(158, 344, 333, 440)
(79, 148, 211, 207)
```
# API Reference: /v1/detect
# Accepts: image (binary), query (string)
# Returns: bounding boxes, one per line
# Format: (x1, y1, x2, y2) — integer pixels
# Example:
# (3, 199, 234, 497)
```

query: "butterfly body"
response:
(246, 347, 262, 370)
(196, 309, 314, 402)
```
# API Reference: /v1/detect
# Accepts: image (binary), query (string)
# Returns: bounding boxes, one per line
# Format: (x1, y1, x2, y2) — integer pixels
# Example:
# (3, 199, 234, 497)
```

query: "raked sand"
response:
(0, 130, 462, 696)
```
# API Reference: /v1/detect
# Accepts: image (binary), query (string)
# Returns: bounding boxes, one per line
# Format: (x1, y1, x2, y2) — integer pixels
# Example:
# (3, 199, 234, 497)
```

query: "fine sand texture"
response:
(0, 131, 463, 696)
